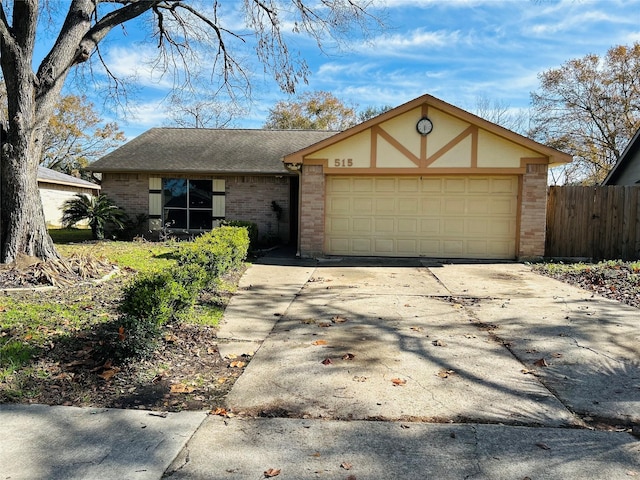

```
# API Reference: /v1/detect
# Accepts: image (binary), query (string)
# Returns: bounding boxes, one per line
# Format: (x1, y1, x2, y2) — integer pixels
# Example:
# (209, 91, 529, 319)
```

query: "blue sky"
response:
(44, 0, 640, 139)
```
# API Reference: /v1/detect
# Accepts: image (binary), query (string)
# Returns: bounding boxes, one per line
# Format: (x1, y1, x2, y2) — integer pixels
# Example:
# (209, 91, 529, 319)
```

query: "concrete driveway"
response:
(221, 258, 640, 428)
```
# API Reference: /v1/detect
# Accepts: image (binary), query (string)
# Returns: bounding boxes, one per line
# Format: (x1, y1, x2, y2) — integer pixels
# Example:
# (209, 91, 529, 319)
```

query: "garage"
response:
(284, 94, 571, 260)
(325, 175, 518, 258)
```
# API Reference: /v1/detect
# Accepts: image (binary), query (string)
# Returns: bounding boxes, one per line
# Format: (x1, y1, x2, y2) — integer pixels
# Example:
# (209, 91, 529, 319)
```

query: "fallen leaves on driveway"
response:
(332, 314, 348, 323)
(321, 358, 333, 365)
(264, 467, 281, 477)
(342, 353, 355, 360)
(312, 339, 328, 346)
(391, 378, 407, 386)
(341, 461, 353, 470)
(437, 369, 455, 378)
(533, 358, 548, 367)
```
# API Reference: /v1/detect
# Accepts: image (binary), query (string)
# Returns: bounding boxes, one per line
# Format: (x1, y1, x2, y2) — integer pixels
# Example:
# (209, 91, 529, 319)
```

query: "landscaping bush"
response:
(220, 220, 258, 251)
(176, 226, 250, 281)
(104, 226, 249, 361)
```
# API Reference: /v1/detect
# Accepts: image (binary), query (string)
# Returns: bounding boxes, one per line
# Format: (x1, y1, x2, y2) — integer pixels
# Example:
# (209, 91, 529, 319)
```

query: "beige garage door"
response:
(325, 176, 518, 259)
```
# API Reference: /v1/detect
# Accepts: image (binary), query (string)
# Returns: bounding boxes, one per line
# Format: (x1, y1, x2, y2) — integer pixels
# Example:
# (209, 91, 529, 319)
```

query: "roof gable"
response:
(284, 94, 572, 172)
(89, 128, 337, 175)
(602, 127, 640, 185)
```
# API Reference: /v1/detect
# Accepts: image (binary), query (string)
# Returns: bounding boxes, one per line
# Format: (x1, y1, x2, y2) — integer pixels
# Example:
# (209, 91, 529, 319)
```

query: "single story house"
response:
(90, 93, 571, 260)
(38, 166, 101, 227)
(602, 127, 640, 185)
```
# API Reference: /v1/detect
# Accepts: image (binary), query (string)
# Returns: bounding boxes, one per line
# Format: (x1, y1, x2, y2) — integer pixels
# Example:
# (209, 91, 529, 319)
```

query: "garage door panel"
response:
(375, 218, 395, 233)
(325, 176, 517, 259)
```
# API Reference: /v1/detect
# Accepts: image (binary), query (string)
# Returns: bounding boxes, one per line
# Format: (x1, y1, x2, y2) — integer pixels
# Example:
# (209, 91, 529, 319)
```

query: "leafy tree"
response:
(530, 43, 640, 185)
(264, 91, 358, 130)
(62, 194, 127, 240)
(358, 104, 393, 123)
(0, 1, 379, 264)
(43, 94, 125, 179)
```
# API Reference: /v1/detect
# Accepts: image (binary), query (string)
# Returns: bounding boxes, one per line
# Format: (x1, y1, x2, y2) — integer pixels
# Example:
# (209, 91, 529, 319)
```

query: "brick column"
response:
(299, 165, 325, 257)
(518, 163, 548, 259)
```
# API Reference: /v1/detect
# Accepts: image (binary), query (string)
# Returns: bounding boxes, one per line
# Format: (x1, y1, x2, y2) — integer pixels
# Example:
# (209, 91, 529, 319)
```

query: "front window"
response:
(163, 179, 213, 230)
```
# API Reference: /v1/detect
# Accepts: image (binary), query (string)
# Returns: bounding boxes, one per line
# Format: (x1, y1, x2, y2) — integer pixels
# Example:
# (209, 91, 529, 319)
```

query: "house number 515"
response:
(334, 158, 353, 167)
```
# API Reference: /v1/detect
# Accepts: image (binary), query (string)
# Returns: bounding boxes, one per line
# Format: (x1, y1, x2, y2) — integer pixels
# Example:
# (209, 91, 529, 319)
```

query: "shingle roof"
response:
(37, 166, 100, 190)
(88, 128, 338, 175)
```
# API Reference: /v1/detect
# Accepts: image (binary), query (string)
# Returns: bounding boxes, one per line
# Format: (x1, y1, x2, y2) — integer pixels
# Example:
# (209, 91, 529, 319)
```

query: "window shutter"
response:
(212, 179, 225, 226)
(149, 177, 162, 230)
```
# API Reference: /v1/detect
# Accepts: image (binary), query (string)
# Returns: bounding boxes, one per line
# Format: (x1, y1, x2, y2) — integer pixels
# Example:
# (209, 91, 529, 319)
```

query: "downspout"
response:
(285, 162, 302, 257)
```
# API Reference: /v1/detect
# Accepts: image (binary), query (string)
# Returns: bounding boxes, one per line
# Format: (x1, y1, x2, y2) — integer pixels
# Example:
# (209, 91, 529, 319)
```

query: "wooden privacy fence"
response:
(546, 186, 640, 260)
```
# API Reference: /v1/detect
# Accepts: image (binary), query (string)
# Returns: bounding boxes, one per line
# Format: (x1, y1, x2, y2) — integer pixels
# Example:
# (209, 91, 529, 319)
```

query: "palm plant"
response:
(62, 194, 128, 240)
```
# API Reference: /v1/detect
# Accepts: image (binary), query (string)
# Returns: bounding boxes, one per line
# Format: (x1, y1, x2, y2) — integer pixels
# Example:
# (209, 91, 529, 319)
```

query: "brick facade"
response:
(101, 172, 291, 242)
(299, 165, 325, 257)
(225, 176, 291, 243)
(518, 163, 548, 259)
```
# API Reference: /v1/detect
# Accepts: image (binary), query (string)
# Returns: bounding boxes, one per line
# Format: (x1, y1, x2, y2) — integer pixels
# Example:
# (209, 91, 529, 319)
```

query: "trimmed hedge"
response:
(106, 226, 249, 361)
(221, 220, 258, 251)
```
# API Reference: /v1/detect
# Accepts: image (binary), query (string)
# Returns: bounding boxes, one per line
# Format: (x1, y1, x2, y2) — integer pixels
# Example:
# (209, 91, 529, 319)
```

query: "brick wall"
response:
(102, 173, 291, 242)
(299, 165, 325, 257)
(518, 163, 548, 259)
(225, 175, 291, 243)
(101, 173, 149, 218)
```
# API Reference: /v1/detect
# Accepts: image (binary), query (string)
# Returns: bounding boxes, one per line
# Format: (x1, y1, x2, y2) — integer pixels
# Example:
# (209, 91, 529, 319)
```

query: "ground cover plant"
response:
(0, 228, 249, 411)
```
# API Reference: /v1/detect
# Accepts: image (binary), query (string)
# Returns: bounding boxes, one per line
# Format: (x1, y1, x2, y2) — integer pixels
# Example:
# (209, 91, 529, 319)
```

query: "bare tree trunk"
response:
(1, 137, 59, 263)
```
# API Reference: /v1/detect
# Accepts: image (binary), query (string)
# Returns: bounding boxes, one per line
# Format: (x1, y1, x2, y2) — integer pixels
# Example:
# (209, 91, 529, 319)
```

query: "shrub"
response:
(176, 226, 249, 281)
(220, 220, 258, 251)
(104, 226, 249, 361)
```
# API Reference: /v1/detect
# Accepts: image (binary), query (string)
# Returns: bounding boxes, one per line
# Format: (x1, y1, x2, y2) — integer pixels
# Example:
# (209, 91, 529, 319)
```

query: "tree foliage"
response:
(264, 91, 393, 131)
(264, 91, 358, 130)
(530, 43, 640, 185)
(43, 95, 125, 178)
(0, 1, 380, 263)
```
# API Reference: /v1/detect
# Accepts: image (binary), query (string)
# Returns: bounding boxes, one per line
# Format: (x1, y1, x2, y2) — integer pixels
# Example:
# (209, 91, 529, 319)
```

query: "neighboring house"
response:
(284, 93, 571, 260)
(90, 93, 571, 260)
(88, 128, 336, 243)
(38, 166, 101, 227)
(602, 127, 640, 185)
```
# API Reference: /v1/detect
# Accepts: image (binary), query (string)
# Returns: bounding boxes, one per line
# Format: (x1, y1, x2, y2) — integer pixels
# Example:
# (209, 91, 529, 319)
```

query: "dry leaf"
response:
(551, 352, 563, 358)
(318, 322, 332, 328)
(230, 361, 246, 368)
(321, 358, 333, 365)
(533, 358, 548, 367)
(310, 452, 321, 458)
(217, 377, 228, 384)
(341, 462, 353, 470)
(117, 326, 126, 341)
(164, 333, 178, 343)
(312, 340, 328, 346)
(535, 442, 551, 450)
(410, 326, 423, 332)
(342, 353, 355, 360)
(437, 369, 455, 378)
(521, 369, 535, 375)
(207, 347, 217, 355)
(24, 333, 33, 340)
(0, 305, 6, 312)
(301, 319, 316, 324)
(211, 407, 227, 416)
(332, 315, 348, 323)
(264, 468, 281, 477)
(432, 339, 446, 347)
(391, 378, 406, 386)
(227, 353, 238, 359)
(170, 383, 195, 393)
(98, 367, 120, 380)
